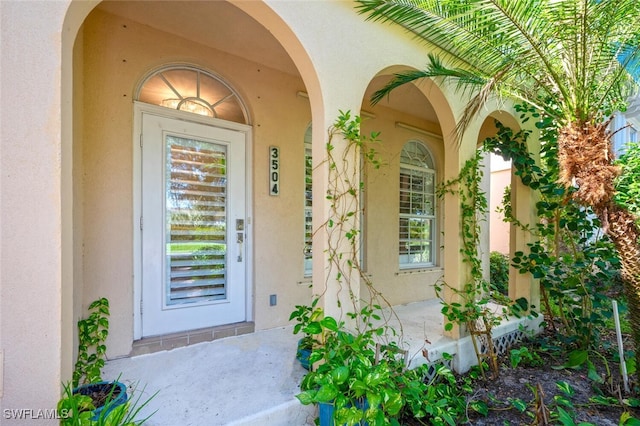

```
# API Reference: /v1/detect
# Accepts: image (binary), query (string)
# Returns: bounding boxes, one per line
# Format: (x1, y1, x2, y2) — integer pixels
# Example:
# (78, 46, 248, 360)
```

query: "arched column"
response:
(509, 124, 541, 313)
(440, 123, 481, 339)
(231, 0, 361, 323)
(310, 107, 363, 323)
(62, 0, 100, 387)
(0, 0, 95, 415)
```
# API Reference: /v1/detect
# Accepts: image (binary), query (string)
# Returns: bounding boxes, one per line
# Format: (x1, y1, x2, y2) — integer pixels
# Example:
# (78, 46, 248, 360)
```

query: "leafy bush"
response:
(615, 142, 640, 225)
(293, 302, 481, 425)
(510, 346, 544, 368)
(295, 305, 408, 425)
(489, 251, 510, 296)
(484, 106, 621, 350)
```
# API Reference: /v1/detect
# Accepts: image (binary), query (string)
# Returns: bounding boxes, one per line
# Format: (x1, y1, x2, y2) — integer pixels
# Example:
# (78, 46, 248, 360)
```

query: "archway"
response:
(63, 0, 321, 356)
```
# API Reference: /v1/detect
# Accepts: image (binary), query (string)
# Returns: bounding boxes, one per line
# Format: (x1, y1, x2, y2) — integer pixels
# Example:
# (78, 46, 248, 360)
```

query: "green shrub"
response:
(489, 251, 509, 296)
(615, 142, 640, 225)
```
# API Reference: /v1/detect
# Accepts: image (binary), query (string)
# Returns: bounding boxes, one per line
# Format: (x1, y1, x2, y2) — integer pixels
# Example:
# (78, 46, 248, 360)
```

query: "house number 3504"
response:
(269, 146, 280, 196)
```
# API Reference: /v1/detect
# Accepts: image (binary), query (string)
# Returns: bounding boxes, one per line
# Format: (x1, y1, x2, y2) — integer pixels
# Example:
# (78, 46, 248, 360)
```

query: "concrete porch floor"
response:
(103, 299, 523, 425)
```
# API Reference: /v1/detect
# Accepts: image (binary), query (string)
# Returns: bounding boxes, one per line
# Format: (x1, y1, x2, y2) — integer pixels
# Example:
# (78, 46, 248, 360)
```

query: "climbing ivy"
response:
(320, 110, 396, 332)
(435, 151, 493, 330)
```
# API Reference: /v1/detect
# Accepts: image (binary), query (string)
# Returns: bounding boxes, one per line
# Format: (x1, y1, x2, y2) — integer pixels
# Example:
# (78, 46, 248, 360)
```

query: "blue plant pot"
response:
(296, 339, 312, 370)
(73, 381, 128, 421)
(318, 398, 369, 426)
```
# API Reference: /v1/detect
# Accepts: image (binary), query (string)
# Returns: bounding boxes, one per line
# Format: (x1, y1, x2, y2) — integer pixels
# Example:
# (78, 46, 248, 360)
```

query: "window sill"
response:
(395, 267, 443, 276)
(297, 278, 312, 286)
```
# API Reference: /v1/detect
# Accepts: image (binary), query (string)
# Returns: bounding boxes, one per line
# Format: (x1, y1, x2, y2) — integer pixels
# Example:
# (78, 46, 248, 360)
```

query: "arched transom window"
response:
(137, 65, 248, 124)
(399, 140, 436, 268)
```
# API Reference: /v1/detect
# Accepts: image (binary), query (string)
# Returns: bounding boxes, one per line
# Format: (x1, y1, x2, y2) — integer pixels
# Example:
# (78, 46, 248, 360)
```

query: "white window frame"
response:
(399, 140, 436, 269)
(630, 125, 638, 144)
(303, 125, 313, 277)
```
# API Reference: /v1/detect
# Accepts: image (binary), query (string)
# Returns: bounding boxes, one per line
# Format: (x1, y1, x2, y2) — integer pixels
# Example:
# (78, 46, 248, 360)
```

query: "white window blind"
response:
(166, 135, 228, 304)
(304, 125, 313, 276)
(399, 141, 436, 268)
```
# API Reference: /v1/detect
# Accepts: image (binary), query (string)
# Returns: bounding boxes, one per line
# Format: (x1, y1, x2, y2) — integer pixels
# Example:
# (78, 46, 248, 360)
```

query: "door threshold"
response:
(131, 322, 255, 356)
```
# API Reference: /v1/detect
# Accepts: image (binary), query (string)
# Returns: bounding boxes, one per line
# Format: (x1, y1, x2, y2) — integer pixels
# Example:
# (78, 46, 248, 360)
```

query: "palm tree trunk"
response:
(559, 120, 640, 382)
(557, 120, 619, 210)
(602, 205, 640, 379)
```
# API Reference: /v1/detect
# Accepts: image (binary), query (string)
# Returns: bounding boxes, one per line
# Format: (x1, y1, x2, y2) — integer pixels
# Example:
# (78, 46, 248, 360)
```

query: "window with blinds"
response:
(304, 125, 313, 277)
(399, 140, 436, 268)
(165, 135, 228, 305)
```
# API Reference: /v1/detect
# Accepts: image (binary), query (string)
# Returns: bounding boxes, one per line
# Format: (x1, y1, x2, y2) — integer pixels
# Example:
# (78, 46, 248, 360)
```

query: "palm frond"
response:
(370, 54, 487, 105)
(357, 0, 640, 133)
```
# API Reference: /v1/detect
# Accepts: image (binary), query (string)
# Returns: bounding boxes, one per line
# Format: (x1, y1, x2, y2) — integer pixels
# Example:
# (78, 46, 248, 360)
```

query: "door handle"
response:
(235, 219, 245, 262)
(237, 232, 244, 262)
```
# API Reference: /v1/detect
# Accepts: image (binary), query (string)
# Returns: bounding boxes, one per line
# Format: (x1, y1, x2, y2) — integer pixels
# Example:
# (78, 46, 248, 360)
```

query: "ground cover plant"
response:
(406, 113, 640, 424)
(394, 323, 640, 425)
(460, 331, 640, 426)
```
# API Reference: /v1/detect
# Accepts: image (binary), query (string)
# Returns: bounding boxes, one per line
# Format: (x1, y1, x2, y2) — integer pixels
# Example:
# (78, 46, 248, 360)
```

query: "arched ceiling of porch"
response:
(96, 1, 300, 77)
(363, 75, 439, 124)
(95, 1, 460, 129)
(362, 68, 458, 143)
(477, 110, 523, 145)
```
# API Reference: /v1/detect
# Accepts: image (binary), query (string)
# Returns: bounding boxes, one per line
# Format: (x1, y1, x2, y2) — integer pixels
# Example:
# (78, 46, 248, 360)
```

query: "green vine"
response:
(433, 125, 548, 377)
(318, 110, 398, 336)
(435, 151, 494, 329)
(294, 111, 467, 425)
(73, 298, 110, 388)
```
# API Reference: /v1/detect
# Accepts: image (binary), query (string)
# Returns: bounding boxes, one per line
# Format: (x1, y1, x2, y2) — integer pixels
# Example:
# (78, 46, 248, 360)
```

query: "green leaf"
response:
(556, 381, 575, 397)
(556, 407, 576, 426)
(588, 395, 618, 406)
(304, 322, 322, 335)
(554, 395, 573, 408)
(620, 412, 640, 425)
(383, 390, 403, 416)
(514, 297, 529, 311)
(366, 391, 382, 409)
(623, 397, 640, 408)
(351, 379, 367, 393)
(295, 390, 316, 405)
(553, 350, 588, 370)
(586, 360, 602, 383)
(364, 370, 384, 387)
(315, 384, 339, 403)
(469, 400, 488, 416)
(331, 366, 350, 385)
(509, 398, 527, 412)
(321, 316, 339, 332)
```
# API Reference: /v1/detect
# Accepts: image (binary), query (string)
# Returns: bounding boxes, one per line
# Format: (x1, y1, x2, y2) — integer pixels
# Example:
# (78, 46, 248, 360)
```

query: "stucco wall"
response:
(80, 5, 451, 357)
(490, 167, 511, 254)
(80, 8, 315, 355)
(361, 108, 444, 304)
(0, 0, 69, 420)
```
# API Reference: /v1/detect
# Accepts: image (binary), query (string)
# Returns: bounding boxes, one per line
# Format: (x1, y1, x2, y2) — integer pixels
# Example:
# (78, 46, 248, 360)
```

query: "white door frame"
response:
(132, 102, 253, 340)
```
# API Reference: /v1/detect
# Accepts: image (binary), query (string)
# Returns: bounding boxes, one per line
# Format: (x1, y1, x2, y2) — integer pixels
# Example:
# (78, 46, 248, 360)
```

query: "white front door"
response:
(141, 113, 246, 337)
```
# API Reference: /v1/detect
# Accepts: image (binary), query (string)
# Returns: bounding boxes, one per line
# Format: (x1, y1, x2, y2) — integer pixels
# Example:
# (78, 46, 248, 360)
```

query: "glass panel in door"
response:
(166, 136, 228, 305)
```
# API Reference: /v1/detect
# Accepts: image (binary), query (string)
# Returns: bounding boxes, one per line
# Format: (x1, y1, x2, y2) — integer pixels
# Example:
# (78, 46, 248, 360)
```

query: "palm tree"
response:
(356, 0, 640, 374)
